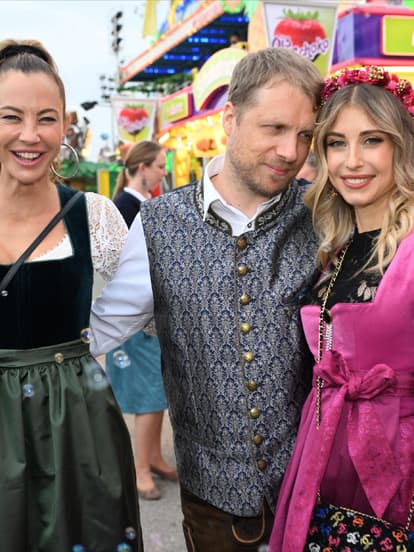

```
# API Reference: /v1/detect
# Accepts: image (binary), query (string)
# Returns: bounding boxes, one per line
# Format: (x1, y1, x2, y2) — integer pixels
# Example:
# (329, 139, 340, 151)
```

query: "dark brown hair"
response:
(0, 39, 66, 112)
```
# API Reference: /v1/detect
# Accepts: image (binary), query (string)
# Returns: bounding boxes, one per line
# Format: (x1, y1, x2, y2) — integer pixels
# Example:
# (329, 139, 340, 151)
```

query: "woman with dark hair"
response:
(0, 39, 142, 551)
(106, 141, 177, 501)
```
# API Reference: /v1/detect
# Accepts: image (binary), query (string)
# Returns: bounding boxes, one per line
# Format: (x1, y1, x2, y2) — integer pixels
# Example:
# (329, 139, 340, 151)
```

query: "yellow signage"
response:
(382, 15, 414, 57)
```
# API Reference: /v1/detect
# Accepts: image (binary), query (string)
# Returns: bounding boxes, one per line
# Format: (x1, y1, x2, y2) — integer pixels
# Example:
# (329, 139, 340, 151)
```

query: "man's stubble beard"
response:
(227, 146, 290, 200)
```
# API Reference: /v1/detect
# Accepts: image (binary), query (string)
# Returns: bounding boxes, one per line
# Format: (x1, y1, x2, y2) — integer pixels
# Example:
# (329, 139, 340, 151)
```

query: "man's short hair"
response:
(228, 47, 324, 117)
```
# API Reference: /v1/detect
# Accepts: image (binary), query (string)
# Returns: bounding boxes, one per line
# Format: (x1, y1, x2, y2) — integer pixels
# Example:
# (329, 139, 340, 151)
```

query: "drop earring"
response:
(327, 184, 338, 199)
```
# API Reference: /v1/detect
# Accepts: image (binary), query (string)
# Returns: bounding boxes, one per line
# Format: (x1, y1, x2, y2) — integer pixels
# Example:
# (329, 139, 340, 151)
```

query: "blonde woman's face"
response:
(0, 71, 67, 186)
(326, 105, 395, 232)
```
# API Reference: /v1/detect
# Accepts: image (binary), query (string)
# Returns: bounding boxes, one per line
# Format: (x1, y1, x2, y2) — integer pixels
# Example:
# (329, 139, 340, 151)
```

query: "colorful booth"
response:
(156, 46, 246, 187)
(331, 3, 414, 84)
(115, 0, 414, 190)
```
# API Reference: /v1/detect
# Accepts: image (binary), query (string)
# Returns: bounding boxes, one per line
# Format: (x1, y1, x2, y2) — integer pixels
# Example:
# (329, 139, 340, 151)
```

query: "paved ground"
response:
(94, 276, 185, 551)
(123, 413, 186, 552)
(96, 354, 185, 551)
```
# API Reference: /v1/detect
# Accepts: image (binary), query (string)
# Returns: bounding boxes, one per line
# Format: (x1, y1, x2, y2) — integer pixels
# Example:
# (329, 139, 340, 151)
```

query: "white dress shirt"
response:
(90, 154, 281, 356)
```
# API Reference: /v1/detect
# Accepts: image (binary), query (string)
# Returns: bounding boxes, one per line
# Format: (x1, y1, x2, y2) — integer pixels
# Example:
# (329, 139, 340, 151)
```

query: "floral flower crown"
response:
(321, 66, 414, 115)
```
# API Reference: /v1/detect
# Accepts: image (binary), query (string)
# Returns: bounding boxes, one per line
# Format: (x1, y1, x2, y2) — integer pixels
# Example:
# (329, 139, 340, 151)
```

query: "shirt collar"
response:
(124, 187, 148, 202)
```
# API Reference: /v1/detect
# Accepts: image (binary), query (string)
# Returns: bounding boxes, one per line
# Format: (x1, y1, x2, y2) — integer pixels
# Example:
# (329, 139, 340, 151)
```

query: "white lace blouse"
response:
(32, 192, 128, 282)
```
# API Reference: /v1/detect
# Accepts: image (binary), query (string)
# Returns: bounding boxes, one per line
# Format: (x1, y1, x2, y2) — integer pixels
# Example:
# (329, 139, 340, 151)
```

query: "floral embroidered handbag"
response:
(305, 502, 414, 551)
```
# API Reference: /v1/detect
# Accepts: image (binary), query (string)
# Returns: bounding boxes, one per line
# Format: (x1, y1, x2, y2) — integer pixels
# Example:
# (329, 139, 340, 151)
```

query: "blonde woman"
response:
(270, 67, 414, 551)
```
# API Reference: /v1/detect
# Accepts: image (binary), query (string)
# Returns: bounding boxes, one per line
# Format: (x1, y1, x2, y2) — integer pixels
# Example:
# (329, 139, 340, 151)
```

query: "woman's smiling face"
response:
(0, 70, 67, 186)
(326, 104, 395, 231)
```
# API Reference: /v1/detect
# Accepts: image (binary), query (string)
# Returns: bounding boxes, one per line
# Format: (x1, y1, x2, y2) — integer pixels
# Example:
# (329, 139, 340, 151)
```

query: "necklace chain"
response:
(317, 243, 351, 363)
(316, 242, 351, 429)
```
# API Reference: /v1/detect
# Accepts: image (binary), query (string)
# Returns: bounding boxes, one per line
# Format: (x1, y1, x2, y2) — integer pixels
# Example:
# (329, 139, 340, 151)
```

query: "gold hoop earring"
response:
(50, 143, 80, 180)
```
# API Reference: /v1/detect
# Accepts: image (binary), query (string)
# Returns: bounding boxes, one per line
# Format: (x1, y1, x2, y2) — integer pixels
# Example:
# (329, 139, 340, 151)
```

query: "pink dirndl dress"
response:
(269, 230, 414, 552)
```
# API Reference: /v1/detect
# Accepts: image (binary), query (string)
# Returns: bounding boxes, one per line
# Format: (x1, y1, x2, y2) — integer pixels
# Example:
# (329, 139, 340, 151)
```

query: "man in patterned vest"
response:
(91, 47, 323, 551)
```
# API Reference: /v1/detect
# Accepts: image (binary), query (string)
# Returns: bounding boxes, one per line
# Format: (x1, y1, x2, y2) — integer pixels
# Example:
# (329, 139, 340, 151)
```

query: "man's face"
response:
(223, 81, 316, 199)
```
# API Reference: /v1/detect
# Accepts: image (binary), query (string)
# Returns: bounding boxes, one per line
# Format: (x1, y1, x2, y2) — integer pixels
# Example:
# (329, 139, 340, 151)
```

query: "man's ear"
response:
(222, 101, 237, 137)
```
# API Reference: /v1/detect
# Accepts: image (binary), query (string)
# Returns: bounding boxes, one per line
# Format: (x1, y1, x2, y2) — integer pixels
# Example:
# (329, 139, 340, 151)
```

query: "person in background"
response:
(111, 140, 165, 225)
(270, 66, 414, 551)
(229, 32, 241, 46)
(296, 150, 317, 181)
(0, 39, 142, 550)
(106, 140, 178, 501)
(228, 31, 247, 50)
(91, 47, 323, 551)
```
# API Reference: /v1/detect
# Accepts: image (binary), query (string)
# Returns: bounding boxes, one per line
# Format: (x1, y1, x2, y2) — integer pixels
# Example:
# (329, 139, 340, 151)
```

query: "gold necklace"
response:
(316, 241, 351, 429)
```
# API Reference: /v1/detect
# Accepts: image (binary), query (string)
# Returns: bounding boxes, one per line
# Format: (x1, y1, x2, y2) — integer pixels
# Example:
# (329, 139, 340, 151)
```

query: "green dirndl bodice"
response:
(0, 185, 142, 552)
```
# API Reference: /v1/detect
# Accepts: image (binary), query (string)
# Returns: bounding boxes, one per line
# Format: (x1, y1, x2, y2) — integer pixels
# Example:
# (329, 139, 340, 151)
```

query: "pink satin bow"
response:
(315, 350, 401, 517)
(278, 351, 402, 551)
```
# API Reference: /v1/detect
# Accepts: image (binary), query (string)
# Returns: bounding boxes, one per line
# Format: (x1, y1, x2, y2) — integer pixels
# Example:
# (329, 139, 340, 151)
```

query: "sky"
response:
(0, 0, 169, 161)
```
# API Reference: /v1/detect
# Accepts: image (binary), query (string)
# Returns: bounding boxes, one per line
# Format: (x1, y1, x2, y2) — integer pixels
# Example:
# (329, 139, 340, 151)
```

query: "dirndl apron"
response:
(0, 185, 143, 552)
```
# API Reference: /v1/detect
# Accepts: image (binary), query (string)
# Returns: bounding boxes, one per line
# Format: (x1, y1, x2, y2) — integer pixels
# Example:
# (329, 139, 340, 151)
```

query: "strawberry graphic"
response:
(273, 9, 326, 49)
(118, 106, 150, 136)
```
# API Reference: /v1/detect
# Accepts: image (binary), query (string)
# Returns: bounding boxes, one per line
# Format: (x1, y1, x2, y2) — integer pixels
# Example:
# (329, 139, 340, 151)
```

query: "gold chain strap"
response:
(333, 503, 414, 531)
(316, 243, 350, 428)
(315, 240, 414, 529)
(406, 494, 414, 531)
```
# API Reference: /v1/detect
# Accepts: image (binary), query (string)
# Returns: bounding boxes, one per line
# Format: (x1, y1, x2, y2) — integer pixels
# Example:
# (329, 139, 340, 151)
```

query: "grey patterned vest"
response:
(141, 179, 317, 516)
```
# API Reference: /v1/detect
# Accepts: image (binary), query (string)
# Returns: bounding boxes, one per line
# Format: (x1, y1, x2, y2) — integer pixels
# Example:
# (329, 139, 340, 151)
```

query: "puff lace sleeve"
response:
(85, 192, 128, 281)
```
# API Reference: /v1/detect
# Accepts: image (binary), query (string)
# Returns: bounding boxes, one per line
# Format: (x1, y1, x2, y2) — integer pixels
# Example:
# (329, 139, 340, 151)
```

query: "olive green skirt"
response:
(0, 340, 142, 552)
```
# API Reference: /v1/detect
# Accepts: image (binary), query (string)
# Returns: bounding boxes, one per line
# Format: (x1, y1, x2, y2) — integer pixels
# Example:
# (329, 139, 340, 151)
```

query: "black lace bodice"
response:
(308, 230, 382, 309)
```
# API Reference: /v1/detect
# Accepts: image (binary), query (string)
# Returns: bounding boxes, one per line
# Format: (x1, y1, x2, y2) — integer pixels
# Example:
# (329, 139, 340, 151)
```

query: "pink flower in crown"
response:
(321, 65, 414, 116)
(336, 71, 349, 87)
(387, 78, 401, 95)
(357, 68, 371, 83)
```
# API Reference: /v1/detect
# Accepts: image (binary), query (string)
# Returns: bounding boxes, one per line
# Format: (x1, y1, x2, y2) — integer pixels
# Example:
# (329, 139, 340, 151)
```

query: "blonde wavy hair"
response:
(305, 83, 414, 273)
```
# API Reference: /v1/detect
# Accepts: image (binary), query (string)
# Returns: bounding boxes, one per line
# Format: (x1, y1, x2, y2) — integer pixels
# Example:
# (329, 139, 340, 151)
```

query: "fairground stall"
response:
(116, 0, 339, 187)
(115, 1, 414, 190)
(331, 3, 414, 84)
